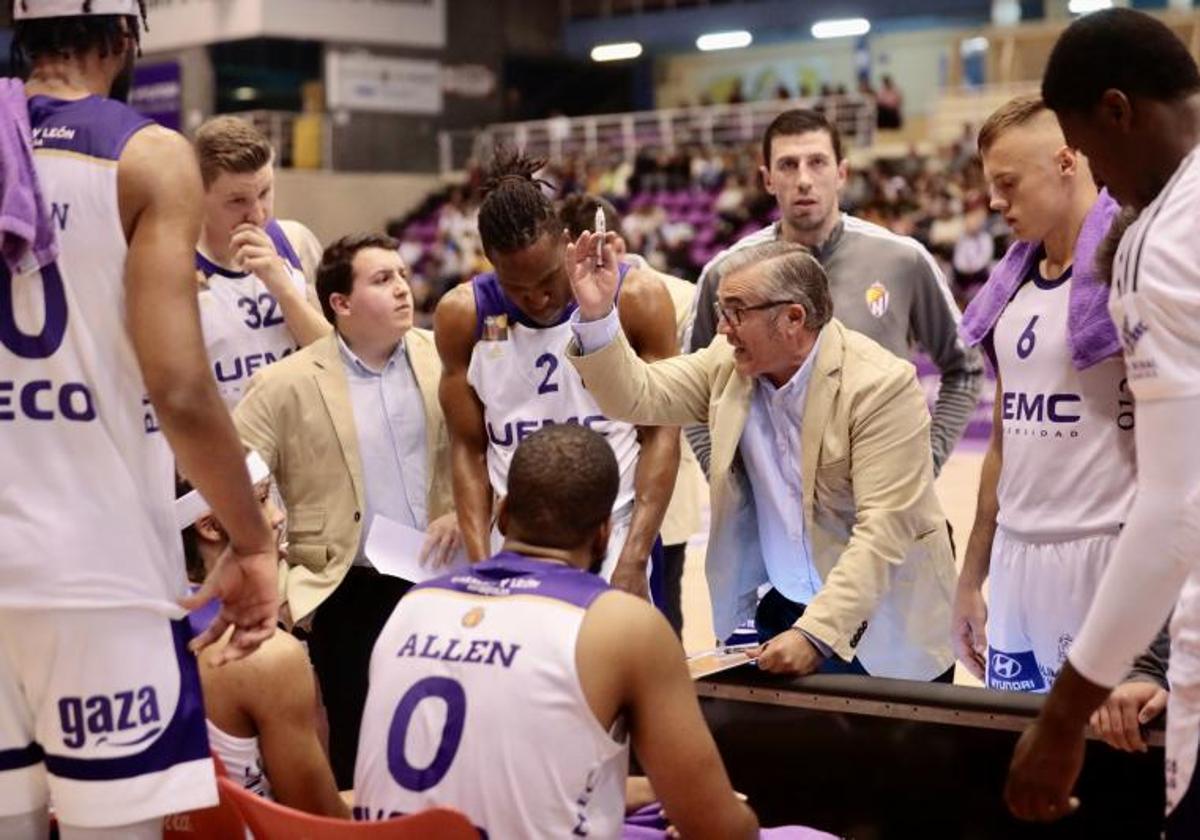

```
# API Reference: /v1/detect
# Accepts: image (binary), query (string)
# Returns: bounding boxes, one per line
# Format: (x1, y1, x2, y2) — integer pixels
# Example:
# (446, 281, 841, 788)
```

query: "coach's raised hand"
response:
(565, 228, 620, 321)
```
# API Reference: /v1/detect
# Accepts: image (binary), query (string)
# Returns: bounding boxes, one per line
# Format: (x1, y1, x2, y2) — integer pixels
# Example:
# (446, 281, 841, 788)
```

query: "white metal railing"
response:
(437, 95, 876, 174)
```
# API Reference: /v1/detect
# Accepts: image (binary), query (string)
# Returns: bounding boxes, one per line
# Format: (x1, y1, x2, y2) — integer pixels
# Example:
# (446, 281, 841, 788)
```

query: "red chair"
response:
(163, 754, 247, 839)
(217, 776, 481, 839)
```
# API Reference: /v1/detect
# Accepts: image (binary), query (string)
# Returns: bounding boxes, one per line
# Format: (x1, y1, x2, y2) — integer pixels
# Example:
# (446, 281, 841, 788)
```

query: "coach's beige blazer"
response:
(234, 329, 453, 624)
(568, 318, 956, 679)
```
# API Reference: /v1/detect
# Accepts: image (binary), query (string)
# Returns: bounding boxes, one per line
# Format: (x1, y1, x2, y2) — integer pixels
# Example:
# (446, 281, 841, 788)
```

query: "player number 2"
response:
(0, 263, 68, 360)
(1016, 315, 1038, 360)
(535, 352, 560, 395)
(386, 677, 467, 793)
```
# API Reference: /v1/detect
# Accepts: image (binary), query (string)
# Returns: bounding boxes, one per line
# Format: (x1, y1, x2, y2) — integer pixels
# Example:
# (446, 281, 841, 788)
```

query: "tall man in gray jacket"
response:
(688, 109, 983, 476)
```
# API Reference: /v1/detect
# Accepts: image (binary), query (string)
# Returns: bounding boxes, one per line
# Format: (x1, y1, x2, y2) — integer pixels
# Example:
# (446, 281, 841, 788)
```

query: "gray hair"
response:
(717, 241, 833, 331)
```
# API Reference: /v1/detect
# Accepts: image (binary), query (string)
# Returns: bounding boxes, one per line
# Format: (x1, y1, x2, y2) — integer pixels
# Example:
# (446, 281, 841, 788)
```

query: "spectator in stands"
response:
(687, 109, 984, 479)
(233, 233, 457, 788)
(177, 466, 348, 818)
(951, 194, 994, 300)
(877, 75, 904, 129)
(567, 239, 958, 681)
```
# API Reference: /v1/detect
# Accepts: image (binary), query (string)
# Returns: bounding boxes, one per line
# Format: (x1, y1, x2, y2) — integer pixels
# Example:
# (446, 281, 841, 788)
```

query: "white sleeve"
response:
(1067, 393, 1200, 687)
(568, 306, 621, 355)
(1114, 163, 1200, 402)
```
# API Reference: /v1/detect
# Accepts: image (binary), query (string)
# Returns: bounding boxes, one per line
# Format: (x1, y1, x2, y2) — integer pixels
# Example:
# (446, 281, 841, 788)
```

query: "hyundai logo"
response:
(991, 653, 1022, 680)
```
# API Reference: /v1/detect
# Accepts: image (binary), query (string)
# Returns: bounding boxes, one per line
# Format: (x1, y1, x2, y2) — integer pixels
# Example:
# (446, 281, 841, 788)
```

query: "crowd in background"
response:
(392, 122, 1007, 327)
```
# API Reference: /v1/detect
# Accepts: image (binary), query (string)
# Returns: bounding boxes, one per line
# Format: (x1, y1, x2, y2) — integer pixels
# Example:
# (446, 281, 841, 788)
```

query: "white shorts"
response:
(0, 608, 216, 827)
(985, 529, 1116, 693)
(1166, 570, 1200, 834)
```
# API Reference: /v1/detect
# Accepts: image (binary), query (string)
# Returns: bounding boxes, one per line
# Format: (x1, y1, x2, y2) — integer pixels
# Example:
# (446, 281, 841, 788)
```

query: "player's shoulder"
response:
(1138, 151, 1200, 262)
(200, 626, 307, 687)
(841, 214, 937, 273)
(582, 588, 672, 644)
(432, 281, 480, 352)
(119, 122, 193, 169)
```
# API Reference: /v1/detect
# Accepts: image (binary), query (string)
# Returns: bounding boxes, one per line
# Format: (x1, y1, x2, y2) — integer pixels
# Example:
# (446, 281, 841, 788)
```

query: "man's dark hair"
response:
(559, 193, 621, 239)
(762, 108, 843, 166)
(11, 1, 148, 74)
(315, 232, 401, 324)
(174, 474, 205, 584)
(1042, 8, 1200, 115)
(477, 147, 560, 256)
(505, 425, 619, 550)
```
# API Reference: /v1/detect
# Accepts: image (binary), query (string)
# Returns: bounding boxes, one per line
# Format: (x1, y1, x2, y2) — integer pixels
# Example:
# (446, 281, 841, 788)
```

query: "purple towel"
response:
(621, 802, 839, 839)
(959, 190, 1121, 370)
(0, 77, 58, 275)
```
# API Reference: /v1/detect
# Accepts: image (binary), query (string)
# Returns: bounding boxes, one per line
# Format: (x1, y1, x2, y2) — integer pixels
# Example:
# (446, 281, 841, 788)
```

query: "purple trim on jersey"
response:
(27, 95, 152, 162)
(186, 586, 220, 638)
(0, 742, 44, 771)
(194, 250, 244, 279)
(41, 619, 210, 781)
(264, 219, 303, 270)
(195, 219, 301, 277)
(471, 261, 632, 338)
(412, 552, 610, 610)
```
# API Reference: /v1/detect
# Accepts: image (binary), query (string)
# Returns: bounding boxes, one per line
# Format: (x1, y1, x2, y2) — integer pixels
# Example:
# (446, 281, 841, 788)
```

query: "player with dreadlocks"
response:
(434, 149, 680, 600)
(0, 2, 279, 837)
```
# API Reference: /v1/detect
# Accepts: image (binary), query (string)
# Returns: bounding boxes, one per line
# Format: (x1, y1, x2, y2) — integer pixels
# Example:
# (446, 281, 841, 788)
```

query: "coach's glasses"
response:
(713, 299, 801, 327)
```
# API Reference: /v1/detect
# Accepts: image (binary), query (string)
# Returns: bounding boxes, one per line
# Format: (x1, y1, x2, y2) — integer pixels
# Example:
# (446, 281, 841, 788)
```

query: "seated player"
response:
(176, 458, 348, 819)
(193, 115, 330, 407)
(354, 425, 758, 839)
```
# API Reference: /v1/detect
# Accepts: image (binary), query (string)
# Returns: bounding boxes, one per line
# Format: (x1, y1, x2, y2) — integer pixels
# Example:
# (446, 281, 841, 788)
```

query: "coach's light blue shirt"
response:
(738, 338, 822, 607)
(338, 334, 428, 566)
(572, 307, 825, 610)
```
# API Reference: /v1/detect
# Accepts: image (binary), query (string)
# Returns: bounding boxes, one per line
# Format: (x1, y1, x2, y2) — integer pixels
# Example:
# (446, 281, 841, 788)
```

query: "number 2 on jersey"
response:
(387, 677, 467, 792)
(535, 352, 560, 395)
(0, 263, 68, 359)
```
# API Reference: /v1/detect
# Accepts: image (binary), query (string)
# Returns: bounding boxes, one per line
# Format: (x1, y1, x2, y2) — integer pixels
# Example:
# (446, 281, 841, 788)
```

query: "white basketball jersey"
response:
(196, 219, 307, 408)
(990, 266, 1136, 539)
(1109, 146, 1200, 404)
(466, 270, 638, 512)
(207, 721, 271, 800)
(354, 553, 629, 838)
(0, 95, 184, 613)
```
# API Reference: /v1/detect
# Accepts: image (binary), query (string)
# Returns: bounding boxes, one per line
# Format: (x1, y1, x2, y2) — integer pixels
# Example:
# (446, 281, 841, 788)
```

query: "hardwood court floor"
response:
(679, 449, 986, 686)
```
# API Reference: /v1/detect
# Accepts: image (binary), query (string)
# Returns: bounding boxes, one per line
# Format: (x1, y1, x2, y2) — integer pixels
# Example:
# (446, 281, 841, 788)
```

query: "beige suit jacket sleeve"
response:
(566, 328, 716, 427)
(233, 371, 281, 473)
(795, 364, 940, 660)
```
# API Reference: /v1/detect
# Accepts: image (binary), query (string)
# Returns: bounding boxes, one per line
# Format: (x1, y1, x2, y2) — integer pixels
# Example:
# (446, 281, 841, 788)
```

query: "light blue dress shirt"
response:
(737, 336, 822, 606)
(338, 334, 428, 565)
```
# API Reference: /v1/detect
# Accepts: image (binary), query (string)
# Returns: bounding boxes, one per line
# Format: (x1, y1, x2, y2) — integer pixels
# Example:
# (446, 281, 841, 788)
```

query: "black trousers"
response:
(755, 587, 955, 683)
(660, 542, 687, 638)
(303, 565, 411, 789)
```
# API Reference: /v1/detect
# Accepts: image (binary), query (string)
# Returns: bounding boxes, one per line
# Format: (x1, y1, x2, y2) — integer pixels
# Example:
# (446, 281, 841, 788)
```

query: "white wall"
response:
(273, 169, 444, 246)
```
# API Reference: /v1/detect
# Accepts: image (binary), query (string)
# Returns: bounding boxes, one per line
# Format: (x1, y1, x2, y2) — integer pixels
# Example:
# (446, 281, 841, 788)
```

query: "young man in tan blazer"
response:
(565, 236, 957, 682)
(234, 233, 454, 787)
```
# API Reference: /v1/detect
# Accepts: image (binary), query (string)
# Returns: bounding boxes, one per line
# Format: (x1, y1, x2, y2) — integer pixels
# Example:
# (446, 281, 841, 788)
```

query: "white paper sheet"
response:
(364, 514, 469, 583)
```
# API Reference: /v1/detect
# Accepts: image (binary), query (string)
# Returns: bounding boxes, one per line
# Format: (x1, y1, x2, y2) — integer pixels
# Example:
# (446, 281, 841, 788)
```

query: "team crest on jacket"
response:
(865, 282, 890, 318)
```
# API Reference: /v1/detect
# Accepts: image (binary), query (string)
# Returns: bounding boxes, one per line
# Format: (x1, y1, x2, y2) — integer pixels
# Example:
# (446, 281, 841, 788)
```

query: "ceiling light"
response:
(697, 30, 753, 52)
(1068, 0, 1112, 13)
(812, 18, 871, 40)
(590, 41, 643, 62)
